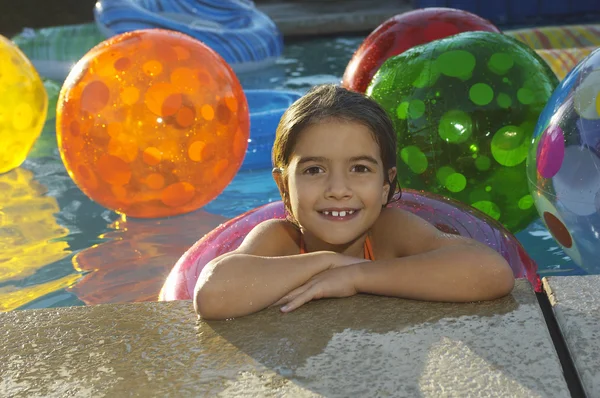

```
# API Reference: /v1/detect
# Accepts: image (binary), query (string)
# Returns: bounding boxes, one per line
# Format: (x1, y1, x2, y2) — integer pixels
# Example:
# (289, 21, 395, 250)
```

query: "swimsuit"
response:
(299, 234, 375, 260)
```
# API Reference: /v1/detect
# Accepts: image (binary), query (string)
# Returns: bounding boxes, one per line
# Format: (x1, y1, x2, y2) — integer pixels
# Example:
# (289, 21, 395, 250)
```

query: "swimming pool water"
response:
(3, 35, 586, 312)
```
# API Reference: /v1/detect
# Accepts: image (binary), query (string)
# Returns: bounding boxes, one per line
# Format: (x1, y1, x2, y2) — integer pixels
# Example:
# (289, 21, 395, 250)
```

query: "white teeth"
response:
(322, 210, 355, 217)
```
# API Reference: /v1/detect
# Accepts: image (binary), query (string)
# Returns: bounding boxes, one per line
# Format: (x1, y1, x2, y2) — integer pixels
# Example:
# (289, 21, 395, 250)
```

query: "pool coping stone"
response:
(1, 279, 569, 397)
(544, 275, 600, 397)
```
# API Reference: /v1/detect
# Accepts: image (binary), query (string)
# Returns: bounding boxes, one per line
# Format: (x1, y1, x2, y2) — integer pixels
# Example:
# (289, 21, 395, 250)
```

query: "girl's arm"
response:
(194, 219, 361, 320)
(277, 209, 514, 312)
(354, 208, 515, 302)
(353, 236, 514, 302)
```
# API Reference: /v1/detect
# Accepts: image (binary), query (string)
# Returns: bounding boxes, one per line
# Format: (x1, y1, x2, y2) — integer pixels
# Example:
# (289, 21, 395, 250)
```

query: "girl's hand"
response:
(274, 265, 363, 312)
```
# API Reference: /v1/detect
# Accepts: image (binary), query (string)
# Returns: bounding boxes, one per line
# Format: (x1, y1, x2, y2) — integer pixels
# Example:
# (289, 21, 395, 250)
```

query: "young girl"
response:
(195, 84, 515, 320)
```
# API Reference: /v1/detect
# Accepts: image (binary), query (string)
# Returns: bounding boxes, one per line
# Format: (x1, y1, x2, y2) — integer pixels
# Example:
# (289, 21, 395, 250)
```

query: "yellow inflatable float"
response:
(506, 24, 600, 80)
(506, 24, 600, 49)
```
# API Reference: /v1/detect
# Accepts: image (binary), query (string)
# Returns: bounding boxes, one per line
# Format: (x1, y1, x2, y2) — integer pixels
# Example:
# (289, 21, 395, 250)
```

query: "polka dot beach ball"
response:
(0, 35, 47, 174)
(57, 29, 249, 218)
(527, 47, 600, 272)
(368, 31, 558, 233)
(343, 7, 500, 93)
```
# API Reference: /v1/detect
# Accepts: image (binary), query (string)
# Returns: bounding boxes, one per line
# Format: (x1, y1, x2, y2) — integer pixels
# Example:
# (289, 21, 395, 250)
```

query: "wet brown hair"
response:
(272, 84, 400, 214)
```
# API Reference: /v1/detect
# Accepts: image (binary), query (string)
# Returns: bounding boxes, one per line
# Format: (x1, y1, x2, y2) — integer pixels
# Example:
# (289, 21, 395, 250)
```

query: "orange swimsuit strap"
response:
(364, 235, 374, 261)
(299, 234, 375, 261)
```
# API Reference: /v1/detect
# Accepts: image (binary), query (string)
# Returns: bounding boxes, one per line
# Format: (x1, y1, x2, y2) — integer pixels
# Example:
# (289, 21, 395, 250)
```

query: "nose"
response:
(325, 169, 352, 199)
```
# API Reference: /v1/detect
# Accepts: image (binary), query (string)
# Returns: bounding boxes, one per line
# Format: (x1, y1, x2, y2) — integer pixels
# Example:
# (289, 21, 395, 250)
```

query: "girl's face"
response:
(280, 118, 395, 249)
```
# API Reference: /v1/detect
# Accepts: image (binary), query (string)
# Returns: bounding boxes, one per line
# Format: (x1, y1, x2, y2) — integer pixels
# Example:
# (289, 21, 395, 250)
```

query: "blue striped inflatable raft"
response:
(94, 0, 283, 73)
(12, 0, 283, 80)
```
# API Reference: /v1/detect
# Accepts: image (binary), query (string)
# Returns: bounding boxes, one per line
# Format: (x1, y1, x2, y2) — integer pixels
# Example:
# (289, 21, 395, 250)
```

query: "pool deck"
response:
(544, 275, 600, 397)
(256, 0, 412, 37)
(1, 280, 574, 397)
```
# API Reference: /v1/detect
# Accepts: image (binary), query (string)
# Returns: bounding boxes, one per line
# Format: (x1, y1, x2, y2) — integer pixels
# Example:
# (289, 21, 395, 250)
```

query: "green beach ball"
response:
(367, 31, 558, 232)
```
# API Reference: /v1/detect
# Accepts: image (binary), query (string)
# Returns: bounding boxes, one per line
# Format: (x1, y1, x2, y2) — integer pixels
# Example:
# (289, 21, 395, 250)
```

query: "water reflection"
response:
(68, 209, 227, 305)
(0, 167, 74, 311)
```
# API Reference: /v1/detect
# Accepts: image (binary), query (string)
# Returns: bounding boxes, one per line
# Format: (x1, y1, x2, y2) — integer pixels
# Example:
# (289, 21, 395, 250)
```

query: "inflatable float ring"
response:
(159, 189, 541, 301)
(94, 0, 284, 74)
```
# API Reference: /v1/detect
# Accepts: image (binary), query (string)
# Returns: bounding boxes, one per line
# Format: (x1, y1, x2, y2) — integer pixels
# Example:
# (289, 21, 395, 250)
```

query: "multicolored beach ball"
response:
(527, 48, 600, 272)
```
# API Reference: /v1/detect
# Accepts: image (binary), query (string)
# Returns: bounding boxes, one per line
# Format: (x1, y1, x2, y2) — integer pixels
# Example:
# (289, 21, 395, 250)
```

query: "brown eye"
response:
(352, 164, 370, 173)
(304, 166, 323, 175)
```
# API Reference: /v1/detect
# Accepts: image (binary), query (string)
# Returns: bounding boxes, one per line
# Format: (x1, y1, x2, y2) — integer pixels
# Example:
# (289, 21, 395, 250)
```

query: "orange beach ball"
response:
(57, 29, 249, 218)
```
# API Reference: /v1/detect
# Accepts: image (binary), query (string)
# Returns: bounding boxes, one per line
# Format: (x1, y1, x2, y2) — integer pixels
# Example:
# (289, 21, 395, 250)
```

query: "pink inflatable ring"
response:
(160, 189, 541, 301)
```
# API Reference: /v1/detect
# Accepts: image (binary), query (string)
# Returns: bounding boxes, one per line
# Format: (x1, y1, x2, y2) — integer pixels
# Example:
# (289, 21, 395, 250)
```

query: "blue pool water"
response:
(5, 35, 586, 312)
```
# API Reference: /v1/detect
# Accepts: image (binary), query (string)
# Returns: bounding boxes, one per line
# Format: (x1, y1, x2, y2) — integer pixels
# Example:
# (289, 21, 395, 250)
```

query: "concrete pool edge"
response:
(1, 279, 571, 396)
(543, 275, 600, 397)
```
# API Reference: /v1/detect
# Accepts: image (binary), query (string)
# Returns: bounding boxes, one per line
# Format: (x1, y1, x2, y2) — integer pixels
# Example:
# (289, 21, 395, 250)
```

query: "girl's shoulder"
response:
(236, 218, 301, 257)
(371, 206, 413, 234)
(371, 206, 441, 258)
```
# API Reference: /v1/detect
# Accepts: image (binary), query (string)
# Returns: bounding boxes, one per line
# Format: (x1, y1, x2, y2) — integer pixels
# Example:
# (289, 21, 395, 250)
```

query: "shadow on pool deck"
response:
(0, 280, 572, 396)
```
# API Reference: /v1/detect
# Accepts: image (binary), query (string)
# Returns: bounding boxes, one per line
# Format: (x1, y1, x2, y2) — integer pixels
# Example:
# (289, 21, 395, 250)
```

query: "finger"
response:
(272, 289, 302, 307)
(272, 295, 292, 307)
(271, 297, 287, 307)
(273, 282, 313, 307)
(281, 286, 318, 313)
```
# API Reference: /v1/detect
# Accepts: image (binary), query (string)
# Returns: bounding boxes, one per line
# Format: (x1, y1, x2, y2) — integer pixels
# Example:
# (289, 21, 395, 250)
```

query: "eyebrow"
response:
(350, 155, 380, 165)
(297, 155, 380, 166)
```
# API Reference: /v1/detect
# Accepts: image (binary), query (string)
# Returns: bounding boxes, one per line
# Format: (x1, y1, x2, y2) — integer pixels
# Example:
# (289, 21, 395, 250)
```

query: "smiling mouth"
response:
(318, 209, 360, 221)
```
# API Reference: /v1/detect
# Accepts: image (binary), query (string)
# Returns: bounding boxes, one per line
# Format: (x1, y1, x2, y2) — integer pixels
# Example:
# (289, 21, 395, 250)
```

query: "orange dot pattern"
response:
(56, 29, 249, 218)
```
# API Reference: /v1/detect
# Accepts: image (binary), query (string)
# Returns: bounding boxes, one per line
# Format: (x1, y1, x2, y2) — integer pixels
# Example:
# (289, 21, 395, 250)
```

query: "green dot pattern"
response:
(436, 165, 455, 184)
(408, 99, 425, 119)
(438, 110, 472, 143)
(469, 83, 494, 106)
(518, 194, 534, 210)
(472, 200, 501, 220)
(445, 173, 467, 192)
(475, 156, 491, 171)
(400, 145, 428, 174)
(491, 125, 529, 166)
(517, 88, 534, 104)
(488, 53, 514, 75)
(436, 50, 476, 79)
(396, 102, 409, 119)
(497, 93, 512, 108)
